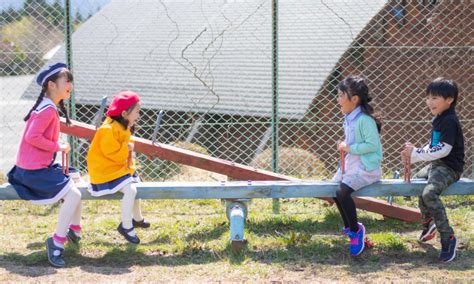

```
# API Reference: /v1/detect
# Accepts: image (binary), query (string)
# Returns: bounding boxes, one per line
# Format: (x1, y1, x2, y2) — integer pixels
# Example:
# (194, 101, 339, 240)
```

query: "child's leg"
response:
(120, 184, 137, 231)
(335, 183, 357, 232)
(68, 202, 82, 239)
(117, 184, 141, 243)
(131, 199, 151, 228)
(414, 165, 433, 223)
(413, 164, 430, 179)
(133, 200, 144, 221)
(55, 186, 81, 245)
(418, 195, 432, 222)
(333, 197, 350, 229)
(423, 164, 459, 239)
(337, 183, 366, 256)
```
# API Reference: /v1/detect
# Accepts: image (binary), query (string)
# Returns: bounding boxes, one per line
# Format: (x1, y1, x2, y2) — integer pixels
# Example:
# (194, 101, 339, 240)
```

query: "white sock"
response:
(53, 240, 65, 249)
(127, 229, 137, 237)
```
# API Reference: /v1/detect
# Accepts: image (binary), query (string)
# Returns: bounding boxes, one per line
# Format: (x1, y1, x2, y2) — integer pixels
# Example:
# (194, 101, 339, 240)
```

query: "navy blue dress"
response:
(88, 171, 140, 197)
(7, 163, 74, 205)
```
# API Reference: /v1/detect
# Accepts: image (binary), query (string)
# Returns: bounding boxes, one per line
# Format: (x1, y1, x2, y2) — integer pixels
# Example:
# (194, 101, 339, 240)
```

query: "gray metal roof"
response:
(24, 0, 386, 119)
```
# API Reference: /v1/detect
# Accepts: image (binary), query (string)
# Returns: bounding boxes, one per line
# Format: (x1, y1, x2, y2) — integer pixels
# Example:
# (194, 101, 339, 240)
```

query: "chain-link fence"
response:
(1, 0, 472, 182)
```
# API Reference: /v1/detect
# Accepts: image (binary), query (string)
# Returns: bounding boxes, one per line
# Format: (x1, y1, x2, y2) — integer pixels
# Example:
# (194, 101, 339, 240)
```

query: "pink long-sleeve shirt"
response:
(16, 98, 61, 170)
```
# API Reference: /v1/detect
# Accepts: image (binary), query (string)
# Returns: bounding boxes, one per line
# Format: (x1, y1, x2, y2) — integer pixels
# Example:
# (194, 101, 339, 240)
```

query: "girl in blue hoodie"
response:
(332, 76, 383, 256)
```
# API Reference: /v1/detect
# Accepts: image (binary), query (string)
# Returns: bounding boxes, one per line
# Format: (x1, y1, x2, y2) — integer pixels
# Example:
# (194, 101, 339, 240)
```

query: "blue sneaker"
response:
(66, 229, 81, 244)
(341, 227, 350, 236)
(348, 223, 365, 256)
(46, 237, 65, 268)
(439, 235, 457, 263)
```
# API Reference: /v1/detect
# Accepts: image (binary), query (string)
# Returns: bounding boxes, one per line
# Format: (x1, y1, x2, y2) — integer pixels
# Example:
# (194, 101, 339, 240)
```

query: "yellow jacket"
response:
(87, 117, 136, 184)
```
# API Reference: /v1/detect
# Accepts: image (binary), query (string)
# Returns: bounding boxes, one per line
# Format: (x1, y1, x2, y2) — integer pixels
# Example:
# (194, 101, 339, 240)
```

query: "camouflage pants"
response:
(413, 160, 460, 239)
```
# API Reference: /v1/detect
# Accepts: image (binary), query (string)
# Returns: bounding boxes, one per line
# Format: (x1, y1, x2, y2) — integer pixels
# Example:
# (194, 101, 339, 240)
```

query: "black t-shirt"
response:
(431, 107, 465, 173)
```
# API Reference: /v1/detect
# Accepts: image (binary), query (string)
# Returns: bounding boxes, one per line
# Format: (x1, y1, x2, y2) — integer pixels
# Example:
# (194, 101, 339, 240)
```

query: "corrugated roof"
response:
(24, 0, 386, 119)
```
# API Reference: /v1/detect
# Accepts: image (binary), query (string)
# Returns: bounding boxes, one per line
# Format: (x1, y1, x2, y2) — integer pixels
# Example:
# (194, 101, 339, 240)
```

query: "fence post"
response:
(271, 0, 280, 214)
(63, 0, 78, 167)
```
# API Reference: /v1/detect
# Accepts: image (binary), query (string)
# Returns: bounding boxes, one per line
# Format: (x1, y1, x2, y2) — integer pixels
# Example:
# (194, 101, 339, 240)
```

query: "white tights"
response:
(120, 183, 144, 230)
(55, 186, 82, 237)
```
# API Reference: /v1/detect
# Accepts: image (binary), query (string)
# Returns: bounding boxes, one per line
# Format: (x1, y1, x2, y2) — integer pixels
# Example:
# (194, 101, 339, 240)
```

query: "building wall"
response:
(298, 0, 473, 177)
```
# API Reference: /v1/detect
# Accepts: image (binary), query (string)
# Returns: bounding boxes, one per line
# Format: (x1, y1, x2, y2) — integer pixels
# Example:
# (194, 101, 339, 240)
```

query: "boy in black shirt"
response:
(401, 78, 464, 263)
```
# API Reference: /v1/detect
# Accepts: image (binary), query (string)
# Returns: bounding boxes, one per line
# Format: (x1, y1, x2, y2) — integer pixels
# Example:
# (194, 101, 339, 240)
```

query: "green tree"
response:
(1, 8, 21, 26)
(48, 0, 64, 27)
(23, 0, 47, 19)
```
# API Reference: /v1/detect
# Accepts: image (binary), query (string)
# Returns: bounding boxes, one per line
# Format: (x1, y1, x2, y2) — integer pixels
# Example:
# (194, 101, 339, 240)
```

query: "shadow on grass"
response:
(2, 239, 472, 277)
(185, 210, 421, 244)
(1, 217, 472, 277)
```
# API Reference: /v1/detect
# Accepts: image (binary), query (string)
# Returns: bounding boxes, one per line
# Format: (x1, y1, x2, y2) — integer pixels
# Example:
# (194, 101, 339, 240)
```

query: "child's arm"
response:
(24, 108, 61, 152)
(410, 142, 452, 163)
(348, 118, 379, 155)
(98, 128, 130, 163)
(409, 118, 457, 163)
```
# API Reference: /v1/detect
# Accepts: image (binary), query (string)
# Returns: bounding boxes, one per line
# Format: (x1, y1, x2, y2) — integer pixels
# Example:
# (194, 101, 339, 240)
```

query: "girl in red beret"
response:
(87, 91, 149, 244)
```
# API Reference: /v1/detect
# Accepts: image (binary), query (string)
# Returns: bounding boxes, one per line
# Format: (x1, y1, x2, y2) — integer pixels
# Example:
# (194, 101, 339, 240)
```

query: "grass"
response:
(0, 195, 473, 282)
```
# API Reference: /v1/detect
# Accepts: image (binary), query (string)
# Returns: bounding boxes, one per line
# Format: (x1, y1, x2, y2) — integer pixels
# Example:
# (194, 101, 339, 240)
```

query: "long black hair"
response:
(24, 69, 74, 125)
(337, 75, 382, 133)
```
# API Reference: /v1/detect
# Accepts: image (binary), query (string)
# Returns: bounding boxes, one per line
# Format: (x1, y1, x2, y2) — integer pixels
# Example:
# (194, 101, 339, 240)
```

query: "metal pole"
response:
(64, 0, 77, 167)
(271, 0, 280, 214)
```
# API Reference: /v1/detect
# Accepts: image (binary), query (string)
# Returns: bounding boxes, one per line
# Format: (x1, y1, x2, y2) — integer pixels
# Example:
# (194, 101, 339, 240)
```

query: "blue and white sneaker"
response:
(439, 235, 457, 263)
(348, 223, 365, 256)
(46, 237, 65, 268)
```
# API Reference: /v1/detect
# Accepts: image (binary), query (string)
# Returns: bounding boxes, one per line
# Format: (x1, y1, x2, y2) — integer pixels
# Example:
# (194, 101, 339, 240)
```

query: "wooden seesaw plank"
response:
(58, 118, 423, 222)
(1, 179, 473, 200)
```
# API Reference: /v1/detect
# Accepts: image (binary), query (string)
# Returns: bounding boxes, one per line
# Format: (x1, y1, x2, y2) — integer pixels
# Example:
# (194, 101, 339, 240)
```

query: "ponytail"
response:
(24, 85, 47, 122)
(337, 75, 382, 133)
(58, 100, 72, 126)
(359, 98, 382, 133)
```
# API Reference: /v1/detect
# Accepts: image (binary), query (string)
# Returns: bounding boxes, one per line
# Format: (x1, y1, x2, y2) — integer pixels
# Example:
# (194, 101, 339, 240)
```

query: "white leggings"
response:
(120, 183, 144, 229)
(55, 186, 82, 237)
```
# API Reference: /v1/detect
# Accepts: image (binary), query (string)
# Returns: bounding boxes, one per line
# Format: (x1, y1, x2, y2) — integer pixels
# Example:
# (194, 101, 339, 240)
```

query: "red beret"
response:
(106, 91, 140, 117)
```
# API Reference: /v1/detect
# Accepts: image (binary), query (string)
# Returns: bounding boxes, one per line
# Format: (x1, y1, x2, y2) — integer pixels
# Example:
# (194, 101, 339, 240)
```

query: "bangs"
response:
(57, 69, 74, 82)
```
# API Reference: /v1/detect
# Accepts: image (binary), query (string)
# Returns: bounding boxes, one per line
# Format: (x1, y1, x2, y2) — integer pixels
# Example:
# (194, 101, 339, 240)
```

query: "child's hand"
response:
(337, 141, 350, 153)
(404, 142, 414, 149)
(59, 142, 71, 154)
(128, 142, 134, 151)
(401, 142, 414, 161)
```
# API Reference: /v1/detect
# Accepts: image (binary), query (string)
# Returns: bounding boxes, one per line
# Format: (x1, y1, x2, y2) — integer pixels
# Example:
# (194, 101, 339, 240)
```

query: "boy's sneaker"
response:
(419, 218, 437, 242)
(439, 235, 457, 263)
(348, 223, 365, 256)
(117, 223, 140, 244)
(132, 218, 151, 229)
(66, 229, 81, 244)
(46, 237, 65, 268)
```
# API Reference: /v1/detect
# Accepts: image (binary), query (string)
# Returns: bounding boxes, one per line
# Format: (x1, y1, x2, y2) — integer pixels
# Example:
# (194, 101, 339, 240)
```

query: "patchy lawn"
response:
(0, 194, 473, 282)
